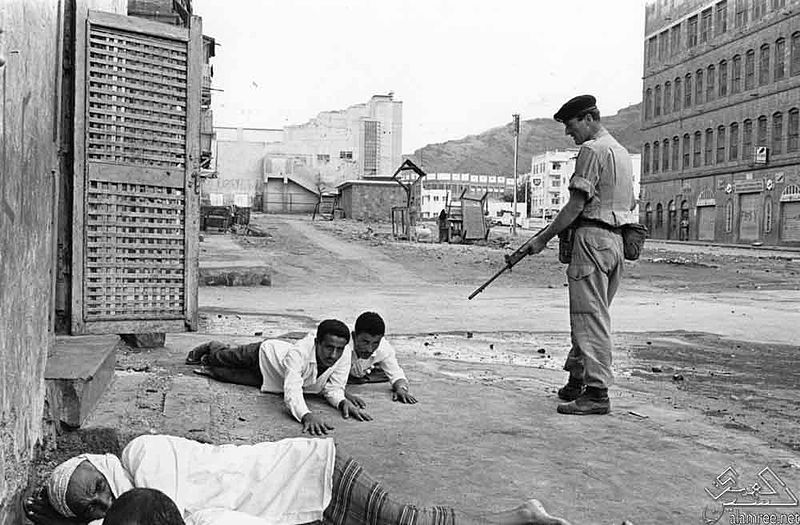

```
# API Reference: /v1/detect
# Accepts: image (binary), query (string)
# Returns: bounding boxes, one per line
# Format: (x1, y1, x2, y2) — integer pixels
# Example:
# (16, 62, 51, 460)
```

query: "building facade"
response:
(530, 150, 642, 219)
(641, 0, 800, 245)
(264, 93, 403, 188)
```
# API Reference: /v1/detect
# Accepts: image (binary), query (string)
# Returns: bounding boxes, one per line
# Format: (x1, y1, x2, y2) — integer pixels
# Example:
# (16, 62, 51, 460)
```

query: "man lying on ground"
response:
(186, 319, 370, 435)
(345, 311, 418, 408)
(24, 433, 573, 525)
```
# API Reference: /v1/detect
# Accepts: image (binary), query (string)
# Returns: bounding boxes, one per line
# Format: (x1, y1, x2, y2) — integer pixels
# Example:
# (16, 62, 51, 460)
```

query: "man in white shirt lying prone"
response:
(345, 311, 419, 408)
(186, 319, 371, 435)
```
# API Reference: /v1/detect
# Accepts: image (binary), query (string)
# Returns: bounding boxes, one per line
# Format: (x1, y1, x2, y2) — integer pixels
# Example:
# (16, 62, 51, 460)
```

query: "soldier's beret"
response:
(553, 95, 598, 122)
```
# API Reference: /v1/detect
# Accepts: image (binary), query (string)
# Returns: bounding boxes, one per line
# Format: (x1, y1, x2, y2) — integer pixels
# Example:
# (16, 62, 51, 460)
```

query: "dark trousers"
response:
(195, 341, 264, 387)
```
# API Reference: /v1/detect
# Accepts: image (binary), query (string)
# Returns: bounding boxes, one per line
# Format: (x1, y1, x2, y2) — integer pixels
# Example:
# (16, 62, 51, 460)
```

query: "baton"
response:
(467, 225, 549, 300)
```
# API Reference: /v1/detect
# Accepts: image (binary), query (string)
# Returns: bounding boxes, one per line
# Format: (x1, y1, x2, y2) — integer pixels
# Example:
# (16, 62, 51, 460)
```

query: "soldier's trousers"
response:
(564, 225, 624, 389)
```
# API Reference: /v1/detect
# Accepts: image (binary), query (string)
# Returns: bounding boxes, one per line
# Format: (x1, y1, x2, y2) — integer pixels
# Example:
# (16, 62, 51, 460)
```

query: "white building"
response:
(530, 149, 642, 218)
(263, 93, 402, 189)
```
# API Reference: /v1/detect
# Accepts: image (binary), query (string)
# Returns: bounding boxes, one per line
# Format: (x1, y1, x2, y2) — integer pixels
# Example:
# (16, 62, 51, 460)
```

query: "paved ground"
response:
(73, 214, 800, 525)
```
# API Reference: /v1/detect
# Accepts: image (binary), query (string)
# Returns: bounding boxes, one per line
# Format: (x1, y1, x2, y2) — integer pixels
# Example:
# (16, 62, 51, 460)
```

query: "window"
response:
(552, 179, 561, 187)
(339, 150, 353, 159)
(716, 1, 728, 35)
(685, 73, 693, 107)
(743, 119, 753, 159)
(316, 154, 330, 162)
(725, 200, 733, 232)
(745, 49, 755, 89)
(672, 136, 680, 169)
(664, 82, 672, 114)
(688, 15, 699, 47)
(671, 24, 682, 55)
(659, 30, 670, 60)
(663, 139, 670, 171)
(645, 88, 652, 119)
(772, 112, 783, 155)
(792, 32, 800, 76)
(717, 125, 727, 162)
(772, 0, 785, 7)
(715, 61, 727, 98)
(654, 85, 662, 117)
(735, 0, 749, 27)
(694, 131, 702, 167)
(775, 38, 786, 80)
(643, 143, 651, 174)
(683, 133, 691, 167)
(753, 0, 767, 19)
(707, 65, 716, 101)
(674, 78, 682, 111)
(705, 128, 714, 165)
(789, 108, 799, 152)
(433, 195, 439, 201)
(653, 141, 660, 173)
(764, 198, 773, 233)
(759, 44, 770, 85)
(647, 36, 658, 67)
(730, 122, 740, 159)
(732, 54, 742, 93)
(645, 203, 653, 230)
(656, 203, 664, 228)
(701, 8, 713, 43)
(757, 115, 767, 146)
(696, 69, 704, 104)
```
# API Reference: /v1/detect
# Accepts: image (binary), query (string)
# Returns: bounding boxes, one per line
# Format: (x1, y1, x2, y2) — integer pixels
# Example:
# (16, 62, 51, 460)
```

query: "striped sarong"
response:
(324, 458, 458, 525)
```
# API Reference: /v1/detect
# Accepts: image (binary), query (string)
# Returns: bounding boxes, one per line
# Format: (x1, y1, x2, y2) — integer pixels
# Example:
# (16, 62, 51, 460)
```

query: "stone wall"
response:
(340, 182, 408, 221)
(0, 0, 61, 521)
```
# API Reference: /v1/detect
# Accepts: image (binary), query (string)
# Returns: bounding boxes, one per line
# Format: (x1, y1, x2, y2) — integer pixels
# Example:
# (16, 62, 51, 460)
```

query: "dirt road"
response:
(88, 214, 800, 525)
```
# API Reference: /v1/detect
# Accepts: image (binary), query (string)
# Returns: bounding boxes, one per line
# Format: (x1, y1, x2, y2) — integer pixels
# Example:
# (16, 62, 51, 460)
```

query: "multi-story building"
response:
(530, 150, 642, 219)
(421, 173, 516, 198)
(641, 0, 800, 245)
(264, 93, 403, 187)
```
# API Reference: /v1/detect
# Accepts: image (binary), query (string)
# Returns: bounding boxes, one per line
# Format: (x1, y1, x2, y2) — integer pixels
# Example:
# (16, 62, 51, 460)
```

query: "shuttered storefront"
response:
(780, 202, 800, 242)
(697, 206, 716, 241)
(738, 193, 760, 242)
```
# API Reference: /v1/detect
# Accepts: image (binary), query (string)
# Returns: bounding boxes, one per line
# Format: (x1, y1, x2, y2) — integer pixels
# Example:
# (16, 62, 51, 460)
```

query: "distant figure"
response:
(438, 208, 449, 243)
(679, 216, 689, 241)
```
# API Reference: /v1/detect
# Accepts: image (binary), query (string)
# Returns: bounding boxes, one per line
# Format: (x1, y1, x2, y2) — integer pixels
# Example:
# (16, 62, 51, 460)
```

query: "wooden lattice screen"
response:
(72, 11, 200, 335)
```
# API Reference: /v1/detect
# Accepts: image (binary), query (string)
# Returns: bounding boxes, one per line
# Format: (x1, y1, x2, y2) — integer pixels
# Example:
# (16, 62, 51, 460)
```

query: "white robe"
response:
(91, 435, 335, 525)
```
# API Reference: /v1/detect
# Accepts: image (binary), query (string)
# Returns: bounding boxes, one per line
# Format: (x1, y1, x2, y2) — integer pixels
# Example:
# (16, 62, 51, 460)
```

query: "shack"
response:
(338, 179, 409, 221)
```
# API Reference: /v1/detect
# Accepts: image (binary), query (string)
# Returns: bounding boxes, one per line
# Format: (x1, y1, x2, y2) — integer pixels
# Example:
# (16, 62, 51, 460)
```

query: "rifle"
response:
(467, 226, 548, 300)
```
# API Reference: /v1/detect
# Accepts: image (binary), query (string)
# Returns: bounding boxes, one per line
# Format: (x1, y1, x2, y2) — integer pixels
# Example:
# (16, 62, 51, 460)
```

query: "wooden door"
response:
(697, 206, 716, 241)
(71, 10, 201, 335)
(738, 193, 760, 242)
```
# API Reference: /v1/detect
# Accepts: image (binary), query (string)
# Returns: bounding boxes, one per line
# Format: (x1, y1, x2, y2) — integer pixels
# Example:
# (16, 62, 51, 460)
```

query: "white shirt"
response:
(258, 334, 350, 422)
(348, 337, 406, 385)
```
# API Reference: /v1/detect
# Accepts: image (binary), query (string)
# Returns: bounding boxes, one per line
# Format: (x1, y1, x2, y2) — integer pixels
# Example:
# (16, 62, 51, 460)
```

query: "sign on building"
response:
(754, 146, 769, 165)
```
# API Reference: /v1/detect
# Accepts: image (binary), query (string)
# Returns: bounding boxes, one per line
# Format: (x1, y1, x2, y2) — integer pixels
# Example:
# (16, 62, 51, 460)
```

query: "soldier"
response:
(506, 95, 636, 415)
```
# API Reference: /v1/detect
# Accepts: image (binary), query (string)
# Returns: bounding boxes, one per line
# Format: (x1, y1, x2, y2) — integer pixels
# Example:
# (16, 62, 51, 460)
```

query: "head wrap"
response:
(46, 456, 86, 518)
(553, 94, 598, 122)
(46, 453, 134, 518)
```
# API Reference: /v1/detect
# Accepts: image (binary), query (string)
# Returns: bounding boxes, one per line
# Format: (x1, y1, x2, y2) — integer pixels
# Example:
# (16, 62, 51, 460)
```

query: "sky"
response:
(194, 0, 646, 152)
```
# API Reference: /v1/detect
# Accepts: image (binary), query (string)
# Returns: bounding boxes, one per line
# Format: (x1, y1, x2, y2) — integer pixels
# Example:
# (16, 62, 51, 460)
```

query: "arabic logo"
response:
(705, 465, 798, 507)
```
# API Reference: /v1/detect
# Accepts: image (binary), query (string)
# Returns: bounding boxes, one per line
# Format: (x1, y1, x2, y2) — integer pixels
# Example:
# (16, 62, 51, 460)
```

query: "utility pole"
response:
(511, 113, 520, 236)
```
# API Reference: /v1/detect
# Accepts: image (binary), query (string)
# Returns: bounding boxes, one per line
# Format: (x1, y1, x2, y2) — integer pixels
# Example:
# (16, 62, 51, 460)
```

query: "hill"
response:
(404, 103, 641, 175)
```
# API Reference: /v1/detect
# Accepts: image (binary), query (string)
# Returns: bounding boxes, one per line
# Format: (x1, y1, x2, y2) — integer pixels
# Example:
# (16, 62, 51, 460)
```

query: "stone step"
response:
(45, 335, 119, 428)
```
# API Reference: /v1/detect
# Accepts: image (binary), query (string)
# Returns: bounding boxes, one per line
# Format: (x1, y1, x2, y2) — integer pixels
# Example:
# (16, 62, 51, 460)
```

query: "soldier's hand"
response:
(345, 390, 366, 408)
(340, 400, 372, 421)
(301, 412, 334, 436)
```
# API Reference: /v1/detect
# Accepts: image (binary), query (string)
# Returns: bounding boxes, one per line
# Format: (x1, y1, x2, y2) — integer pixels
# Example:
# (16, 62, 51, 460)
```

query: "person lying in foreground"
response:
(187, 319, 370, 435)
(24, 433, 573, 525)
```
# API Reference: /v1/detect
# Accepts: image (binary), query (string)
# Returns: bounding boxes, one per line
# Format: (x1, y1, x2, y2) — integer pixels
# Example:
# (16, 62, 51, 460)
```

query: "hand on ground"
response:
(393, 389, 418, 404)
(24, 488, 74, 525)
(301, 412, 334, 436)
(340, 400, 372, 421)
(345, 391, 366, 408)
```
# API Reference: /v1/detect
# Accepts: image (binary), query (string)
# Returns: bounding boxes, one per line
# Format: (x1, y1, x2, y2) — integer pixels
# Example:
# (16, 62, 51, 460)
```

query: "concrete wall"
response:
(0, 0, 62, 521)
(202, 132, 268, 205)
(339, 182, 407, 221)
